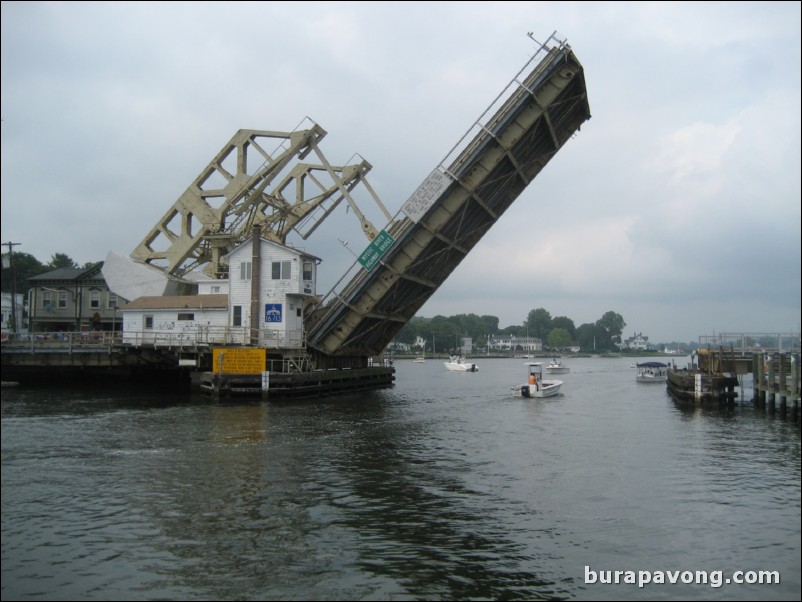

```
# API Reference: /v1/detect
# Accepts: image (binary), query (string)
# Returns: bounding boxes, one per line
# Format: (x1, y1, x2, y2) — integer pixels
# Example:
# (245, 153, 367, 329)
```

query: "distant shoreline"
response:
(388, 352, 676, 360)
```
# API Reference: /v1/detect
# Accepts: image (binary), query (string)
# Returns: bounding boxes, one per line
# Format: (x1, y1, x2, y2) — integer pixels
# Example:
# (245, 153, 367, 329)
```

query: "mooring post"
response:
(792, 353, 800, 422)
(754, 353, 765, 408)
(778, 352, 788, 415)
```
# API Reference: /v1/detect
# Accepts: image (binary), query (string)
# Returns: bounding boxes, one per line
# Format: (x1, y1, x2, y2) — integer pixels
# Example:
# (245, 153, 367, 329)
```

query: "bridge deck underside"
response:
(307, 46, 591, 357)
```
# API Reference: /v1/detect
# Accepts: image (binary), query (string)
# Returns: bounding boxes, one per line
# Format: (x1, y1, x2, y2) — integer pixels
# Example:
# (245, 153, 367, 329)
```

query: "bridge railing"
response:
(1, 326, 307, 352)
(440, 31, 566, 179)
(697, 332, 801, 353)
(1, 330, 121, 351)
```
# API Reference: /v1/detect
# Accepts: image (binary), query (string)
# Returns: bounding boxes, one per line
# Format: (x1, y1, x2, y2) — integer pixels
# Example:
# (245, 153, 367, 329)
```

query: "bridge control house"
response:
(120, 234, 320, 350)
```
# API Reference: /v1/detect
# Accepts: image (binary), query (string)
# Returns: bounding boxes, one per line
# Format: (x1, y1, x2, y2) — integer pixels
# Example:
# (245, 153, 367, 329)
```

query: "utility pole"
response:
(2, 241, 21, 334)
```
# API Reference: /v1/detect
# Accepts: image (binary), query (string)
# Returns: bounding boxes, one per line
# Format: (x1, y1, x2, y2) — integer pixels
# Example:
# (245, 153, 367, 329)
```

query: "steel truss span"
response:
(306, 33, 591, 357)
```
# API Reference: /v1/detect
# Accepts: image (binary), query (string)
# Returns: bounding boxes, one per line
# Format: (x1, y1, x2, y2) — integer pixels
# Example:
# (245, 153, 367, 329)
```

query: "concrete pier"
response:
(752, 352, 800, 420)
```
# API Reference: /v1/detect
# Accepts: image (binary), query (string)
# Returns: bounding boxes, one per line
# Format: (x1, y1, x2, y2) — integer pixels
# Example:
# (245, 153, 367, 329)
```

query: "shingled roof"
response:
(120, 294, 229, 310)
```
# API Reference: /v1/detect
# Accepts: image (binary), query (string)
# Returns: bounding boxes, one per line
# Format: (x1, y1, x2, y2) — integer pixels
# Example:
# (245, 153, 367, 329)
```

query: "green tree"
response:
(547, 327, 573, 349)
(595, 311, 626, 350)
(429, 315, 464, 354)
(47, 253, 78, 269)
(1, 252, 47, 295)
(525, 308, 552, 339)
(551, 316, 576, 340)
(501, 324, 526, 337)
(480, 314, 499, 335)
(576, 323, 602, 351)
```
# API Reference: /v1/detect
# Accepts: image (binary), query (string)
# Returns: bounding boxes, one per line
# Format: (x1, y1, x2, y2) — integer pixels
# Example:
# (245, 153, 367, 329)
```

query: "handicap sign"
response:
(264, 303, 282, 323)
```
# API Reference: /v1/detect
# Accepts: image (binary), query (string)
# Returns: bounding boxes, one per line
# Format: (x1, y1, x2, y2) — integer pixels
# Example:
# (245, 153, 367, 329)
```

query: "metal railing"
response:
(1, 326, 307, 352)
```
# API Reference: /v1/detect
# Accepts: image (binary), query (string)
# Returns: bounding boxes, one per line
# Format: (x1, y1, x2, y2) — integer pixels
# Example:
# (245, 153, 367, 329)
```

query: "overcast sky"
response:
(2, 1, 800, 343)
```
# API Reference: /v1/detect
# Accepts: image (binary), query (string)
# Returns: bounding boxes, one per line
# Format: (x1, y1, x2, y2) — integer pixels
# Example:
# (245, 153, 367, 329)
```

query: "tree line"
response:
(394, 308, 626, 353)
(1, 252, 89, 295)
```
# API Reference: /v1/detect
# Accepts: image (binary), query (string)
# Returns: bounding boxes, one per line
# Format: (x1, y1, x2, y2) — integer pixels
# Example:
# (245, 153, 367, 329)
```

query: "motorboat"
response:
(413, 354, 426, 363)
(444, 355, 478, 372)
(546, 358, 569, 373)
(512, 362, 563, 398)
(636, 361, 668, 383)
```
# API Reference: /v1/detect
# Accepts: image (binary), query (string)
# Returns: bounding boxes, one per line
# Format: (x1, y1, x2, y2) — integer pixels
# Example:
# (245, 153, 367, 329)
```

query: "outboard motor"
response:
(520, 385, 530, 398)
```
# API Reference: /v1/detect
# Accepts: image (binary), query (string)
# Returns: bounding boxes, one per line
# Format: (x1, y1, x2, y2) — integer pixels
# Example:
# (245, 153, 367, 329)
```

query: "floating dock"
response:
(666, 367, 740, 406)
(197, 365, 395, 400)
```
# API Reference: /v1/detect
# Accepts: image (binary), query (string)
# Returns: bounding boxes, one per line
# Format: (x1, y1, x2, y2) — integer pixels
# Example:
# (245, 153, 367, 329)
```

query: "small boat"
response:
(444, 355, 478, 372)
(636, 361, 668, 383)
(512, 362, 563, 398)
(413, 354, 426, 363)
(546, 358, 569, 373)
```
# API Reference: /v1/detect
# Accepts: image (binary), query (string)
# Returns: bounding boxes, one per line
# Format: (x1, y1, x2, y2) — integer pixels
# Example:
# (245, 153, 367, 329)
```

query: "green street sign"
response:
(358, 229, 395, 271)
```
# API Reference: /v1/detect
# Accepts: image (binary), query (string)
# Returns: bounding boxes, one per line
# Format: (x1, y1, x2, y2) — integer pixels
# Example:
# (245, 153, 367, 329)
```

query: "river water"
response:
(2, 356, 800, 601)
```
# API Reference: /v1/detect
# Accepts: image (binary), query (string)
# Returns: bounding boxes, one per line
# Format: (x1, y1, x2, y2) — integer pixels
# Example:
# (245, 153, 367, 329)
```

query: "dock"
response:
(197, 365, 395, 400)
(667, 349, 800, 419)
(0, 332, 396, 399)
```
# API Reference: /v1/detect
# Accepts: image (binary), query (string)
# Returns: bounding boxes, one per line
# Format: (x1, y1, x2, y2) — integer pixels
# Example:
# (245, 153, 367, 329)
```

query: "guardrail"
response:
(1, 331, 121, 352)
(1, 326, 307, 352)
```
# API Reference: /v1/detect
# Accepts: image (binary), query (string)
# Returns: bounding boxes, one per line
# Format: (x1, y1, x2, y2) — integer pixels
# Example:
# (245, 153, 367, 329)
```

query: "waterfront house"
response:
(28, 263, 119, 333)
(622, 332, 651, 351)
(1, 292, 26, 336)
(226, 236, 320, 349)
(119, 236, 320, 349)
(120, 294, 230, 346)
(489, 335, 542, 353)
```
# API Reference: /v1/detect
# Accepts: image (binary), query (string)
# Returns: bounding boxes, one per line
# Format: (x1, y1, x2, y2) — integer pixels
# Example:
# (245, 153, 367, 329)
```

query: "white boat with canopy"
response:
(512, 362, 563, 398)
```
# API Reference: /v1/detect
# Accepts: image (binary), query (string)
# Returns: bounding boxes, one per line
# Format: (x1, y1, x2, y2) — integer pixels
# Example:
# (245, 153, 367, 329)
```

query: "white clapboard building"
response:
(120, 235, 320, 349)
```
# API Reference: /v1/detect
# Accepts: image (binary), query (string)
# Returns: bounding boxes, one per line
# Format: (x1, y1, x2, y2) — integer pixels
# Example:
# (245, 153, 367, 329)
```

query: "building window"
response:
(90, 291, 100, 309)
(42, 291, 52, 308)
(271, 260, 291, 280)
(240, 261, 252, 281)
(144, 315, 154, 330)
(58, 291, 68, 309)
(233, 306, 242, 327)
(177, 313, 194, 321)
(302, 261, 313, 281)
(211, 285, 221, 294)
(108, 293, 118, 309)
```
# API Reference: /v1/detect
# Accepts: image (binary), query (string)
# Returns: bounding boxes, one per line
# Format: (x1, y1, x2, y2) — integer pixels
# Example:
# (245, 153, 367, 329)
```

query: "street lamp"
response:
(338, 239, 359, 259)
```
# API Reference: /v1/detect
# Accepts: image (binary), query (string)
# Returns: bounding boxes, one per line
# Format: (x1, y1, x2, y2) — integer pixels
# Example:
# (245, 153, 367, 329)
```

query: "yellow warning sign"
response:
(212, 348, 266, 374)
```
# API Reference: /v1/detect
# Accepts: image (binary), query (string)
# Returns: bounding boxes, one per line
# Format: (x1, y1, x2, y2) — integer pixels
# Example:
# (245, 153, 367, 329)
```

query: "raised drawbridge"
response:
(104, 32, 590, 369)
(304, 32, 591, 362)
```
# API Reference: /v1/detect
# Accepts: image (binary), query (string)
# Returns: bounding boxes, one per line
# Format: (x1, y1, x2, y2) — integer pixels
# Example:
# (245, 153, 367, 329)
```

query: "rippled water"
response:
(2, 357, 800, 600)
